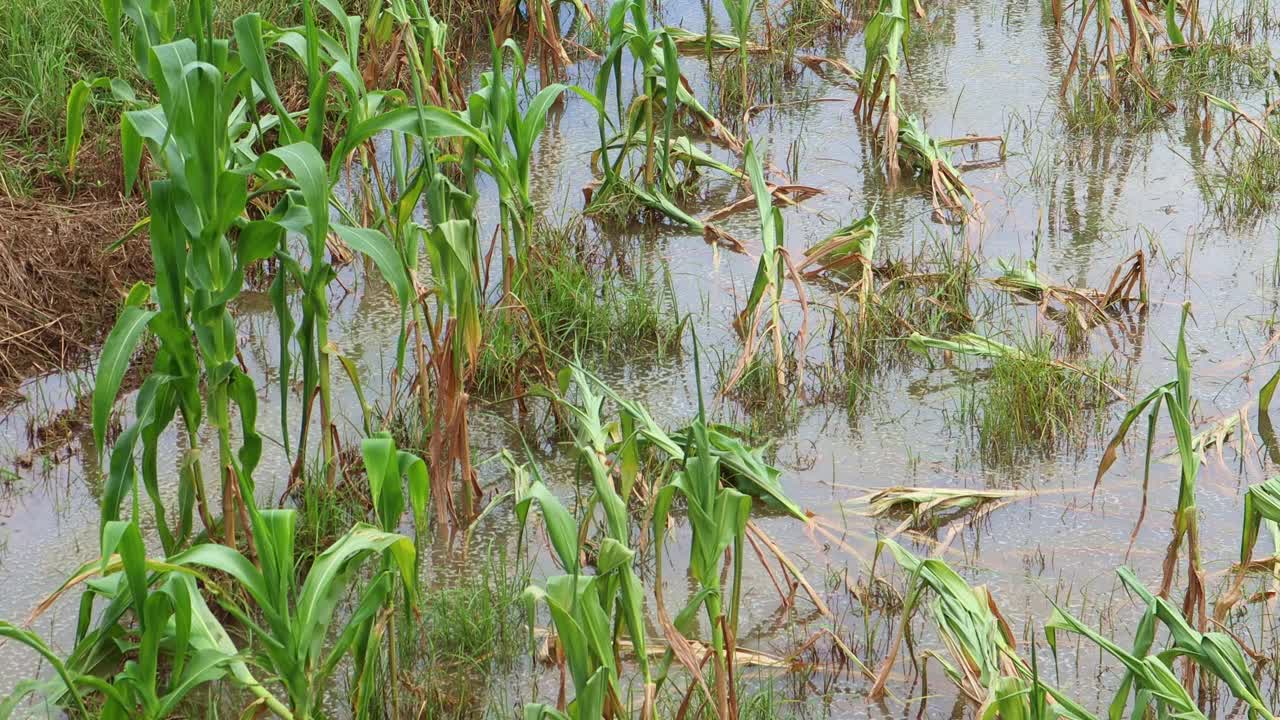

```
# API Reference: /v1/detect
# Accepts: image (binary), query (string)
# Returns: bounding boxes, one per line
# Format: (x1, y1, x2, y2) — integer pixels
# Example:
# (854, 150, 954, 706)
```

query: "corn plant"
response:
(724, 141, 806, 392)
(654, 422, 750, 719)
(1058, 0, 1172, 107)
(589, 0, 740, 233)
(898, 115, 974, 220)
(856, 0, 910, 178)
(89, 14, 273, 550)
(494, 0, 592, 86)
(518, 368, 654, 720)
(350, 432, 431, 718)
(8, 500, 417, 720)
(1241, 476, 1280, 569)
(1042, 565, 1274, 720)
(1094, 303, 1205, 630)
(466, 39, 597, 289)
(798, 214, 878, 281)
(1045, 606, 1202, 720)
(799, 213, 878, 321)
(721, 0, 759, 96)
(0, 526, 249, 720)
(329, 26, 602, 527)
(1112, 568, 1273, 720)
(78, 0, 418, 552)
(235, 0, 425, 488)
(164, 514, 417, 719)
(648, 342, 751, 720)
(870, 539, 1095, 719)
(854, 0, 978, 220)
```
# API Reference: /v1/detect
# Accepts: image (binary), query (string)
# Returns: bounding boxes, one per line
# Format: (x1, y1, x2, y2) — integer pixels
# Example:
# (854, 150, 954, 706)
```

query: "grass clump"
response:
(403, 557, 528, 719)
(820, 235, 980, 411)
(473, 220, 682, 398)
(957, 334, 1115, 462)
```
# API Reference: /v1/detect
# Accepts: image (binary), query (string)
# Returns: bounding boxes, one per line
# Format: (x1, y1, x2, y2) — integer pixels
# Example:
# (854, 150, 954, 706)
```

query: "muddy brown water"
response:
(3, 0, 1280, 716)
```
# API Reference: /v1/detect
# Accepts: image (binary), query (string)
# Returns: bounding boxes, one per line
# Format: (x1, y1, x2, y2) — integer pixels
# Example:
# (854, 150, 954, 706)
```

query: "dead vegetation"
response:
(0, 194, 149, 396)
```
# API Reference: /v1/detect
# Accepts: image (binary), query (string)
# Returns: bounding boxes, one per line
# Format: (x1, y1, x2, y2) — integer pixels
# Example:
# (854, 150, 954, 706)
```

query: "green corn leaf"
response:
(93, 301, 156, 457)
(296, 525, 417, 653)
(66, 79, 103, 172)
(0, 623, 92, 717)
(263, 143, 330, 253)
(332, 224, 411, 367)
(361, 433, 406, 532)
(516, 482, 580, 573)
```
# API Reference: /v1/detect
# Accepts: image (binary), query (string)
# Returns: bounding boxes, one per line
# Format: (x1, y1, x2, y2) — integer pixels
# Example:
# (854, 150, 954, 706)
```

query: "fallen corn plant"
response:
(798, 213, 879, 317)
(992, 251, 1148, 330)
(723, 141, 810, 393)
(908, 330, 1123, 398)
(868, 539, 1095, 718)
(587, 0, 742, 238)
(857, 486, 1033, 536)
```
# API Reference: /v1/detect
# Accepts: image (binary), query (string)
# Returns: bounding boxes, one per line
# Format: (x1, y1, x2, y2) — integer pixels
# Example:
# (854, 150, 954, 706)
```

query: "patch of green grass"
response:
(1062, 17, 1271, 132)
(738, 681, 801, 720)
(820, 234, 981, 412)
(959, 334, 1115, 463)
(0, 0, 132, 192)
(1199, 109, 1280, 219)
(291, 467, 371, 565)
(473, 220, 682, 398)
(403, 553, 528, 719)
(716, 346, 802, 435)
(374, 388, 432, 456)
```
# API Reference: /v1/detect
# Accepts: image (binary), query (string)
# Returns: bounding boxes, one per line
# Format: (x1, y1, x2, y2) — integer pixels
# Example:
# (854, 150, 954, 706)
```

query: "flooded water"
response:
(3, 0, 1280, 715)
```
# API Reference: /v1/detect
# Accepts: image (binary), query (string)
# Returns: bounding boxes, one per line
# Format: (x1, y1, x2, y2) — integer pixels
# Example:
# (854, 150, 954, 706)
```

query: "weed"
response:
(958, 334, 1116, 463)
(404, 556, 528, 719)
(473, 220, 681, 398)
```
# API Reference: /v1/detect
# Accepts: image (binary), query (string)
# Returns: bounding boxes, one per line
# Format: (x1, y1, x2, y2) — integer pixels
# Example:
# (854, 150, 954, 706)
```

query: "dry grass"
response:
(0, 192, 149, 395)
